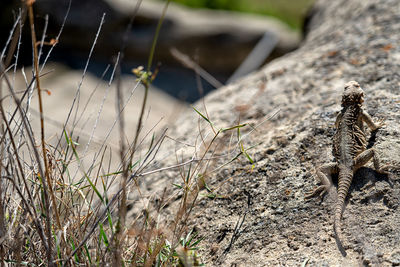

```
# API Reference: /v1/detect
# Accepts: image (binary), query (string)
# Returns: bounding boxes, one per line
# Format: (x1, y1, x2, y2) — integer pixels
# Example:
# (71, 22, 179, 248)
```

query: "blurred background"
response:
(1, 0, 315, 102)
(0, 0, 315, 162)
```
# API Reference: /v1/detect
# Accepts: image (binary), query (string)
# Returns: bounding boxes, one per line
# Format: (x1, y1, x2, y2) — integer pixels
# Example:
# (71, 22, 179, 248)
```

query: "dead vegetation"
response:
(0, 1, 261, 265)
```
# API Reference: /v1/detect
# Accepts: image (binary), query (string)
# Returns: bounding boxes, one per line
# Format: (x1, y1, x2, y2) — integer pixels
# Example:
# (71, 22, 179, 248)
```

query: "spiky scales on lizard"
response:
(306, 81, 387, 256)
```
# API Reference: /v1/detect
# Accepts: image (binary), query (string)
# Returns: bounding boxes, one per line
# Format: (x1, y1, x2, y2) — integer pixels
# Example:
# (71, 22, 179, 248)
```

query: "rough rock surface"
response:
(129, 0, 400, 265)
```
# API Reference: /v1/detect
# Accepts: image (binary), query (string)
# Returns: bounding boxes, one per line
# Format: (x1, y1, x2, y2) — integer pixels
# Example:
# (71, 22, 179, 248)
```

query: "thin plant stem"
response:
(131, 0, 170, 165)
(27, 2, 59, 265)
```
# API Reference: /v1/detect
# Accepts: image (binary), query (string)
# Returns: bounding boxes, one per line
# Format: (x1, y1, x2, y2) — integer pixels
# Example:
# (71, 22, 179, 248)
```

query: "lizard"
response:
(306, 81, 385, 256)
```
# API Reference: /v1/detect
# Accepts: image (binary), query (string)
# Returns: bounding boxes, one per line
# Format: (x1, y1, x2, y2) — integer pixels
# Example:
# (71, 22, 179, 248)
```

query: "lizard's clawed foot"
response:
(374, 118, 385, 130)
(305, 185, 331, 199)
(376, 164, 392, 175)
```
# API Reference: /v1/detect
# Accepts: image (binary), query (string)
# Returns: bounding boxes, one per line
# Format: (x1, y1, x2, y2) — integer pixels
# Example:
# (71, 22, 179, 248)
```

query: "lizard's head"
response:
(342, 81, 364, 107)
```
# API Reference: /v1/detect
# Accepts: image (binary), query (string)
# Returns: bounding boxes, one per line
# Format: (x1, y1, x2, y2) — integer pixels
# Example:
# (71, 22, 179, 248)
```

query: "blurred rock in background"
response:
(0, 0, 300, 102)
(1, 62, 185, 170)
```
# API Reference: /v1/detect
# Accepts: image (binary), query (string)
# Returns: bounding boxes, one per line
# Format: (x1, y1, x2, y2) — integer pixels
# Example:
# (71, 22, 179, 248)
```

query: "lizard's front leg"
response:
(361, 110, 385, 131)
(305, 162, 338, 199)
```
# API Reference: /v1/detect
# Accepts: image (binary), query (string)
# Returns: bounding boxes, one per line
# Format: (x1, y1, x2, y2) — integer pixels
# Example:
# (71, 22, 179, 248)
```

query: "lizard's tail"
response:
(334, 166, 353, 256)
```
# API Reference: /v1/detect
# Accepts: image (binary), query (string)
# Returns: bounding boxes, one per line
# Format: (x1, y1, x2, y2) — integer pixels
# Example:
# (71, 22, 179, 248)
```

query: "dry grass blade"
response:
(64, 129, 168, 264)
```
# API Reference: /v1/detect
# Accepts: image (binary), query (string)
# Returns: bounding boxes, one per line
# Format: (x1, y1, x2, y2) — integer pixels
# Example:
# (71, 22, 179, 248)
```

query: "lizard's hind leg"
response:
(305, 162, 338, 199)
(354, 148, 387, 173)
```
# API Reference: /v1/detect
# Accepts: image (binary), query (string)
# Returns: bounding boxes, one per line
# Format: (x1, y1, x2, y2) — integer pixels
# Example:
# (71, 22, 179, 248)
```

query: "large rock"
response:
(128, 0, 400, 265)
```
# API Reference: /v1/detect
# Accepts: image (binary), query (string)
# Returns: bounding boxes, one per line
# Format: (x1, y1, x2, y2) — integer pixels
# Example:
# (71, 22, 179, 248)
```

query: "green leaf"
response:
(192, 106, 212, 125)
(173, 183, 183, 189)
(70, 239, 80, 263)
(85, 173, 103, 203)
(99, 223, 109, 247)
(243, 150, 254, 164)
(221, 123, 247, 132)
(84, 244, 92, 264)
(203, 182, 212, 193)
(191, 237, 203, 248)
